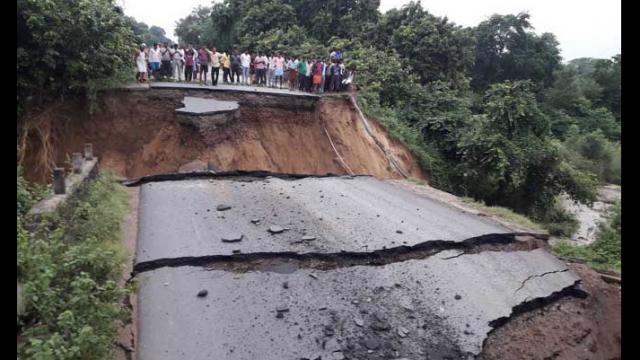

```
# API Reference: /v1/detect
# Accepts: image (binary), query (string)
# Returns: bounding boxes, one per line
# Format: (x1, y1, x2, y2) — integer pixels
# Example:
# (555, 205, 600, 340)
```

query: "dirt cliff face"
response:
(19, 89, 427, 183)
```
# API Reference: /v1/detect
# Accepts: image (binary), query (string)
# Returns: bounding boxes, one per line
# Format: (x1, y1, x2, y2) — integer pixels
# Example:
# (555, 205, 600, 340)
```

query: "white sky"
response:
(118, 0, 620, 61)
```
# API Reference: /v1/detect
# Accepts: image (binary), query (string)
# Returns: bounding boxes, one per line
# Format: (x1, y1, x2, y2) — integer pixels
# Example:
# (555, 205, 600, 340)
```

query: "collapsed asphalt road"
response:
(130, 174, 584, 360)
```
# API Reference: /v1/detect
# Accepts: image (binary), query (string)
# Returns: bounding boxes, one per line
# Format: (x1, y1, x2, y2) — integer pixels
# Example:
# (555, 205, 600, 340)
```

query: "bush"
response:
(17, 171, 130, 359)
(563, 130, 621, 184)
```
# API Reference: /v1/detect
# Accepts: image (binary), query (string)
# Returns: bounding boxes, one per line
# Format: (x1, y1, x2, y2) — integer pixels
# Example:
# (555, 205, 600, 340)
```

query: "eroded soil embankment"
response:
(18, 89, 426, 183)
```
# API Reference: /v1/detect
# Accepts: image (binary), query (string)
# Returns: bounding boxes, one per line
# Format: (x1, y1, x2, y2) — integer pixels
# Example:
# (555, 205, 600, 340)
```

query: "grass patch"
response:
(17, 171, 131, 359)
(460, 197, 546, 232)
(553, 202, 621, 272)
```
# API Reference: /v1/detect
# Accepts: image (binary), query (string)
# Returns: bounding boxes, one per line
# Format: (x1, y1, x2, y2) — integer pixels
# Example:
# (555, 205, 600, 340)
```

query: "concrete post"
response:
(84, 143, 93, 160)
(72, 153, 83, 174)
(53, 167, 66, 194)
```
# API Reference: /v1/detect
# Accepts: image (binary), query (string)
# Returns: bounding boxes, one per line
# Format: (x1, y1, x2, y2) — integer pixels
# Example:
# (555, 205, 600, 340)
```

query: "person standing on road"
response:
(135, 45, 147, 83)
(222, 51, 231, 84)
(254, 52, 267, 86)
(297, 58, 307, 91)
(273, 52, 285, 89)
(240, 50, 251, 85)
(305, 58, 313, 92)
(184, 45, 194, 82)
(319, 58, 328, 93)
(172, 44, 184, 81)
(198, 46, 210, 85)
(267, 53, 276, 87)
(210, 47, 221, 85)
(230, 49, 241, 84)
(148, 43, 161, 80)
(160, 43, 172, 80)
(287, 56, 298, 91)
(312, 58, 323, 93)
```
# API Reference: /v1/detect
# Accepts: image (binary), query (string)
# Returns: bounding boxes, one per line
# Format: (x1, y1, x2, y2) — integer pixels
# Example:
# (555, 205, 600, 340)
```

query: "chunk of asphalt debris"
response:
(250, 218, 261, 224)
(268, 225, 285, 234)
(276, 305, 290, 313)
(396, 230, 403, 234)
(397, 326, 410, 338)
(324, 326, 335, 337)
(363, 337, 380, 350)
(221, 234, 244, 243)
(197, 289, 208, 297)
(216, 204, 232, 211)
(283, 281, 289, 289)
(232, 249, 241, 254)
(454, 294, 462, 300)
(354, 317, 364, 327)
(302, 235, 316, 241)
(276, 312, 284, 319)
(309, 273, 319, 280)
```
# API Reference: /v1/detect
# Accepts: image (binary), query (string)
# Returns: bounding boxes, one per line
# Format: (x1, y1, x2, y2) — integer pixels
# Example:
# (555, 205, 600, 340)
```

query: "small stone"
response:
(221, 234, 243, 242)
(364, 338, 380, 350)
(197, 289, 208, 297)
(282, 281, 289, 289)
(216, 204, 232, 211)
(276, 305, 290, 313)
(397, 326, 409, 338)
(324, 326, 335, 337)
(232, 249, 241, 254)
(396, 230, 403, 234)
(309, 273, 318, 280)
(250, 218, 261, 224)
(354, 317, 364, 327)
(454, 294, 462, 300)
(268, 225, 285, 234)
(302, 235, 316, 241)
(276, 312, 284, 319)
(163, 282, 169, 286)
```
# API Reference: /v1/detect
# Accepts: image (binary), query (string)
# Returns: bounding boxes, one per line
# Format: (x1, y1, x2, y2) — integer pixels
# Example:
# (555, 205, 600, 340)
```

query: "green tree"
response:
(471, 13, 561, 91)
(174, 6, 212, 46)
(387, 6, 475, 85)
(17, 0, 137, 109)
(454, 81, 596, 216)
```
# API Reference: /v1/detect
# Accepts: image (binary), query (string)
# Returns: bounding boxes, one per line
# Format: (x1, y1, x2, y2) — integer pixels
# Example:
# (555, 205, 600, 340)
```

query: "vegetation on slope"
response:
(17, 172, 131, 359)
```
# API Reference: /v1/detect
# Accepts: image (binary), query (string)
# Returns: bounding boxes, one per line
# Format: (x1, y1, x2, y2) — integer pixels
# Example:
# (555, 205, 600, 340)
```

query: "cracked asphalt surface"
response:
(132, 175, 581, 359)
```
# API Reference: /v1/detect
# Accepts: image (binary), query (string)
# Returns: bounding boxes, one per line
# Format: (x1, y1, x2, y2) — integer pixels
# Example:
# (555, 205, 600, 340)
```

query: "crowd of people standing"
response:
(135, 43, 354, 93)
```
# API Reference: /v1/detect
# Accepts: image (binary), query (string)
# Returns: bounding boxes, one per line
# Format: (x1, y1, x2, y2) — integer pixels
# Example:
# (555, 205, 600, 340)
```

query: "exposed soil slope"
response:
(19, 89, 426, 183)
(479, 262, 621, 360)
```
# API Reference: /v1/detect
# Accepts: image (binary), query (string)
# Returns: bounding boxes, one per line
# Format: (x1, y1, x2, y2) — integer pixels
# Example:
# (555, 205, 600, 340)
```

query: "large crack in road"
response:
(129, 174, 584, 359)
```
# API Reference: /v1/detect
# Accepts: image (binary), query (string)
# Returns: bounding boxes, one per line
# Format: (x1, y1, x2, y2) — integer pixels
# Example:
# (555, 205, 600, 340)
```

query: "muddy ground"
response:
(479, 262, 621, 360)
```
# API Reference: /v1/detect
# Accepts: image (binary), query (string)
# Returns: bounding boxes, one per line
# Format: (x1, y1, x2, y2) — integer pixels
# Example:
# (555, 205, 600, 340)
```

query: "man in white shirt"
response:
(171, 44, 184, 81)
(240, 51, 251, 85)
(148, 43, 161, 80)
(209, 47, 221, 85)
(267, 54, 276, 88)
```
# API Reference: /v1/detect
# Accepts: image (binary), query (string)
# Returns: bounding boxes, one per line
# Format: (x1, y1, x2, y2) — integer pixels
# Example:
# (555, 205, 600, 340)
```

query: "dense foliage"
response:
(17, 172, 130, 359)
(128, 17, 173, 46)
(17, 0, 137, 111)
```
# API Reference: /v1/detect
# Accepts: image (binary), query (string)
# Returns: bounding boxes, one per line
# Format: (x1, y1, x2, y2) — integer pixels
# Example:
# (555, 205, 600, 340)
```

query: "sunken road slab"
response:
(175, 96, 239, 115)
(136, 176, 512, 263)
(136, 249, 579, 360)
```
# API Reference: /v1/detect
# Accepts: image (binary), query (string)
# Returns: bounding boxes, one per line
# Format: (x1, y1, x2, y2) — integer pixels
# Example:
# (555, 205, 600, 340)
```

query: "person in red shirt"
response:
(184, 45, 195, 82)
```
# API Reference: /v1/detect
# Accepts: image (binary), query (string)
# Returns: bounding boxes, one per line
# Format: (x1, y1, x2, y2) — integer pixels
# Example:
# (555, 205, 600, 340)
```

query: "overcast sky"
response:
(118, 0, 620, 61)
